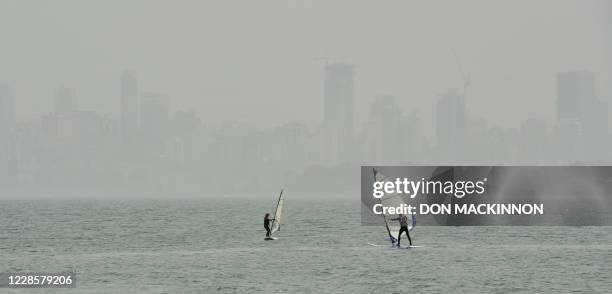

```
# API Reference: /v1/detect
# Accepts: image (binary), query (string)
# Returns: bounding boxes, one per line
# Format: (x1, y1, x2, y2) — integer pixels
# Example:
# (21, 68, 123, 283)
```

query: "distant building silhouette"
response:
(140, 92, 170, 139)
(557, 71, 595, 122)
(518, 118, 548, 163)
(0, 84, 14, 137)
(2, 65, 611, 193)
(53, 86, 77, 115)
(120, 71, 139, 140)
(322, 62, 355, 164)
(436, 88, 467, 163)
(365, 95, 402, 163)
(555, 119, 583, 162)
(0, 84, 17, 184)
(556, 71, 607, 162)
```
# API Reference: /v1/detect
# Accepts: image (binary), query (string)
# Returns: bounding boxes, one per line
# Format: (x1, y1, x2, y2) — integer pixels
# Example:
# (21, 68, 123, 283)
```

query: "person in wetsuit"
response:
(390, 214, 412, 247)
(264, 213, 275, 238)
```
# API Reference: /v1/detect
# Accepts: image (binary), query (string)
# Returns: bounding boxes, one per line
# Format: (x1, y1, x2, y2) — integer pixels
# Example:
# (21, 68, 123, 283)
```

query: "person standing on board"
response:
(264, 213, 275, 238)
(390, 214, 412, 247)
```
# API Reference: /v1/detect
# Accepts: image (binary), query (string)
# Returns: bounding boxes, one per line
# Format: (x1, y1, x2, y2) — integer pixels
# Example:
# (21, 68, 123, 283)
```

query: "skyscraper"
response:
(53, 86, 77, 115)
(436, 88, 467, 163)
(0, 84, 14, 138)
(557, 71, 595, 122)
(365, 95, 402, 163)
(556, 71, 607, 162)
(518, 118, 548, 163)
(140, 92, 170, 138)
(120, 71, 139, 140)
(0, 84, 16, 183)
(322, 62, 354, 163)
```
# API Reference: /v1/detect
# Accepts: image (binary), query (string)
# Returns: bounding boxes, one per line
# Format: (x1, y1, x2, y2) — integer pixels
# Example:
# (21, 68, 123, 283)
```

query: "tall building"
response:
(120, 71, 139, 139)
(583, 99, 608, 161)
(365, 95, 402, 163)
(322, 62, 354, 163)
(557, 71, 596, 122)
(554, 120, 583, 163)
(436, 88, 467, 163)
(53, 86, 77, 115)
(0, 84, 14, 137)
(0, 84, 16, 183)
(140, 92, 170, 138)
(518, 118, 548, 163)
(556, 71, 607, 162)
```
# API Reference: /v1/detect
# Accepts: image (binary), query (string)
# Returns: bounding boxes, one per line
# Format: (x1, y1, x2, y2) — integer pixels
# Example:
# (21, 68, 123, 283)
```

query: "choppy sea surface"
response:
(0, 198, 611, 293)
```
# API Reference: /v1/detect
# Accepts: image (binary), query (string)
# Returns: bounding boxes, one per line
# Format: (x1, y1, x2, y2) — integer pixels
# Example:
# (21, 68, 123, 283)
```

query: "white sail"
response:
(373, 169, 416, 244)
(270, 189, 284, 234)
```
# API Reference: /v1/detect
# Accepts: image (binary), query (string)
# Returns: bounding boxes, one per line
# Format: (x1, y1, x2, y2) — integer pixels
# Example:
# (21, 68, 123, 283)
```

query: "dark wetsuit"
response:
(393, 215, 412, 246)
(264, 217, 275, 237)
(398, 226, 412, 246)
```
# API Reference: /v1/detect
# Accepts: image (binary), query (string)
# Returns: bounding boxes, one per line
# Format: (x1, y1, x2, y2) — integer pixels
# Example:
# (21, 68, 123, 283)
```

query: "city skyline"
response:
(0, 0, 611, 195)
(1, 1, 610, 134)
(0, 64, 610, 195)
(1, 65, 610, 138)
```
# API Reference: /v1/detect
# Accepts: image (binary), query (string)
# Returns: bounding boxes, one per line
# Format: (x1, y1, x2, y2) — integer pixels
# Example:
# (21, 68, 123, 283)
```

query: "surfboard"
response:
(264, 237, 277, 241)
(368, 243, 421, 249)
(398, 245, 421, 249)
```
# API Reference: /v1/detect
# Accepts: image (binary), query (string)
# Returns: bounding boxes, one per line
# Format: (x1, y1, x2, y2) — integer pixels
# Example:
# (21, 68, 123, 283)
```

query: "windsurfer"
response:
(264, 213, 275, 238)
(390, 214, 412, 247)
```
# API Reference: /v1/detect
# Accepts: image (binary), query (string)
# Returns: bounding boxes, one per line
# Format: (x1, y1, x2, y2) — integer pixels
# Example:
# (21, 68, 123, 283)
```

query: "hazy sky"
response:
(0, 0, 610, 137)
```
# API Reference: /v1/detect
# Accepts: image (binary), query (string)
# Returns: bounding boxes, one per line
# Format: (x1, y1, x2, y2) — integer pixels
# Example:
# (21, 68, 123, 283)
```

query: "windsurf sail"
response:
(270, 189, 284, 234)
(373, 169, 416, 245)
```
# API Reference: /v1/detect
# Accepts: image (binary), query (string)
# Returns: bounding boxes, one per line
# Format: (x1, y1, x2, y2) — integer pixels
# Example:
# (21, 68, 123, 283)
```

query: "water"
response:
(0, 198, 611, 293)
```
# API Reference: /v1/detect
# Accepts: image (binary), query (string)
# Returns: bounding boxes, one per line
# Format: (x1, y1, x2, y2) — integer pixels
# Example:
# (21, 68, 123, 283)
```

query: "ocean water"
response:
(0, 198, 611, 293)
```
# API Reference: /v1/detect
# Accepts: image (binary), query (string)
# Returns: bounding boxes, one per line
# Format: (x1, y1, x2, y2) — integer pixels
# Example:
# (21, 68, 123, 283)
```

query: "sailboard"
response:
(373, 169, 416, 246)
(368, 243, 421, 249)
(265, 189, 284, 240)
(397, 245, 421, 249)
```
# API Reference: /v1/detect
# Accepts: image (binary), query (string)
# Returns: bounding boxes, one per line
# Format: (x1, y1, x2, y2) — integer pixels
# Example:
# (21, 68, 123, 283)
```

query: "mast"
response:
(374, 169, 396, 244)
